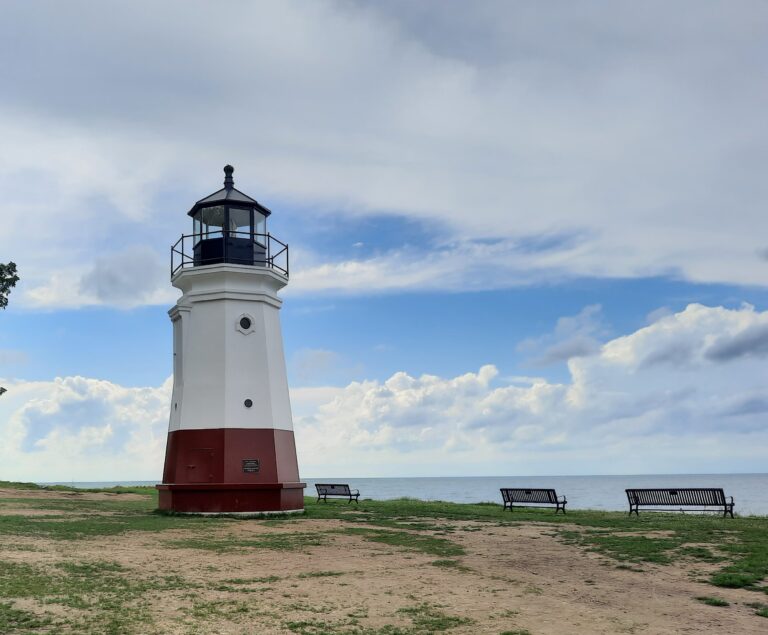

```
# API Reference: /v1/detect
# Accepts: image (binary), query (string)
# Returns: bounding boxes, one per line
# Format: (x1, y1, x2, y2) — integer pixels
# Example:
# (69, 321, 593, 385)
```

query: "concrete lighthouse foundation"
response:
(157, 166, 305, 514)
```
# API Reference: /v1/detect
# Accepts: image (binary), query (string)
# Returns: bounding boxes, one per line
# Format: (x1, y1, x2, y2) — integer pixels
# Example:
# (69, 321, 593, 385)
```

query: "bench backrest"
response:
(626, 488, 726, 506)
(316, 484, 351, 496)
(500, 488, 558, 504)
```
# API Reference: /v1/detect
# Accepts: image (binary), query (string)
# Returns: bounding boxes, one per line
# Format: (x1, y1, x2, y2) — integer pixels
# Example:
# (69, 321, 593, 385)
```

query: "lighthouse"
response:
(157, 165, 305, 514)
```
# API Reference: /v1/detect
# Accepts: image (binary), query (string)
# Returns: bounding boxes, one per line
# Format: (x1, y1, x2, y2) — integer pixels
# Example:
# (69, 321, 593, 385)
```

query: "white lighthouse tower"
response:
(157, 165, 305, 514)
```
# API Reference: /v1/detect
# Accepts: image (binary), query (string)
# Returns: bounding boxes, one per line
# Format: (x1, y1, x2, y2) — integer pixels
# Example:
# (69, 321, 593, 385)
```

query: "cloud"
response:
(294, 303, 768, 474)
(705, 322, 768, 362)
(0, 376, 171, 481)
(78, 245, 172, 308)
(2, 303, 767, 479)
(1, 1, 767, 307)
(517, 304, 606, 365)
(21, 245, 176, 309)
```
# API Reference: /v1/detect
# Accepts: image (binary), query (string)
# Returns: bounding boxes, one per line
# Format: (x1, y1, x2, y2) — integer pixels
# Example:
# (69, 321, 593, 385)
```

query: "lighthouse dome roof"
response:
(188, 165, 272, 217)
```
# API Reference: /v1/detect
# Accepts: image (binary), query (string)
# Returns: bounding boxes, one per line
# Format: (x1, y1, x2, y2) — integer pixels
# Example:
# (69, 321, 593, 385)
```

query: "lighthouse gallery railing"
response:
(171, 231, 289, 277)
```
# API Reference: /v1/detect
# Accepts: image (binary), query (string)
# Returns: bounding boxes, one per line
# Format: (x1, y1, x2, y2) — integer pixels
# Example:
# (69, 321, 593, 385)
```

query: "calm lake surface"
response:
(45, 473, 768, 516)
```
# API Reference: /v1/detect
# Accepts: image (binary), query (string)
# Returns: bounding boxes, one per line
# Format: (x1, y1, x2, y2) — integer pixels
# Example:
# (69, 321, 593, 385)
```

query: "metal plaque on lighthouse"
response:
(156, 165, 306, 514)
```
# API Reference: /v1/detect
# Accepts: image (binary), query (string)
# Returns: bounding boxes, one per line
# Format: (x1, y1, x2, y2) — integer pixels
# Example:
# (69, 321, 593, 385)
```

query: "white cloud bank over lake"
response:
(1, 304, 766, 481)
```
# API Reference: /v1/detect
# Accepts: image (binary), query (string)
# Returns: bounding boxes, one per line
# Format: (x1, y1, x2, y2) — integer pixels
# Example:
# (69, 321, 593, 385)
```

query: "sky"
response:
(1, 1, 767, 481)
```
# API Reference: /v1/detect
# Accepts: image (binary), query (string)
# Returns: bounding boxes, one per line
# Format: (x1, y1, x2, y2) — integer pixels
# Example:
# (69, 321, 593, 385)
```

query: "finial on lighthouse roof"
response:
(223, 164, 234, 189)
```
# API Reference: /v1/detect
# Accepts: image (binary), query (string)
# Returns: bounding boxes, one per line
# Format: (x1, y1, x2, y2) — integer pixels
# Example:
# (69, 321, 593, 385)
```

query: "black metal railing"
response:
(171, 231, 289, 277)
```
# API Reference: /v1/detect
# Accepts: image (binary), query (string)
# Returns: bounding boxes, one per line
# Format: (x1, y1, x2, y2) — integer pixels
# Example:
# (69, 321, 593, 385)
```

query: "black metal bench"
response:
(315, 483, 360, 504)
(500, 488, 567, 514)
(626, 488, 734, 517)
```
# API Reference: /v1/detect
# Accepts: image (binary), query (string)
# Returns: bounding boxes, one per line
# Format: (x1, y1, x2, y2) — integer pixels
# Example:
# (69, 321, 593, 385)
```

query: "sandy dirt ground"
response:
(0, 490, 766, 635)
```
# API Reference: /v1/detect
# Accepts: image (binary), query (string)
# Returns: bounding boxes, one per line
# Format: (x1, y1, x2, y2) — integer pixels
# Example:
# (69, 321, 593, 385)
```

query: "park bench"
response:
(315, 483, 360, 504)
(500, 488, 567, 514)
(626, 488, 735, 517)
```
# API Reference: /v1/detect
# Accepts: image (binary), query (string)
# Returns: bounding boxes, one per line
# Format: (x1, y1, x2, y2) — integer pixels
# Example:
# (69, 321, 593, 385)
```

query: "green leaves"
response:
(0, 261, 19, 310)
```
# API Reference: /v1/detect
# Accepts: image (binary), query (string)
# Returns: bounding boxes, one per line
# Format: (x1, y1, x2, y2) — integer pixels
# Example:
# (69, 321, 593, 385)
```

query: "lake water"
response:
(44, 473, 768, 516)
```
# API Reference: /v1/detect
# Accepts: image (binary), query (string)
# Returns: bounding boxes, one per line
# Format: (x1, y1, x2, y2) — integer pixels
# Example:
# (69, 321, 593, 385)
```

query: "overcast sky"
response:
(1, 1, 767, 481)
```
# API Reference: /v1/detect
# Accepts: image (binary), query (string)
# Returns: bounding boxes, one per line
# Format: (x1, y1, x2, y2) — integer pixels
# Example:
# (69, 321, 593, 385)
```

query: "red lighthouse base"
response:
(156, 428, 306, 514)
(156, 482, 306, 514)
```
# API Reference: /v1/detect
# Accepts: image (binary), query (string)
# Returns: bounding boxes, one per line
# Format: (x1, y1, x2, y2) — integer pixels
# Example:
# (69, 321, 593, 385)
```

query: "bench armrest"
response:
(557, 495, 567, 502)
(727, 496, 734, 504)
(351, 489, 360, 495)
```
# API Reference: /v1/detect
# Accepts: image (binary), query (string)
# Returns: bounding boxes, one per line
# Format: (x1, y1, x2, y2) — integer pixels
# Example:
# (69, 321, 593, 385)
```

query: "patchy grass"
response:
(297, 570, 345, 578)
(695, 596, 730, 607)
(279, 603, 473, 634)
(0, 480, 156, 496)
(679, 546, 724, 562)
(342, 527, 464, 557)
(745, 601, 768, 618)
(397, 602, 473, 631)
(543, 514, 768, 592)
(223, 575, 281, 584)
(430, 559, 471, 572)
(1, 483, 768, 633)
(166, 531, 328, 552)
(0, 601, 53, 632)
(0, 557, 192, 632)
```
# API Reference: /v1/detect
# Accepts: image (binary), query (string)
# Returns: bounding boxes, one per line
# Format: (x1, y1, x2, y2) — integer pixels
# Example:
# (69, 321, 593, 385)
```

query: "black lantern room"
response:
(187, 165, 272, 267)
(171, 165, 288, 276)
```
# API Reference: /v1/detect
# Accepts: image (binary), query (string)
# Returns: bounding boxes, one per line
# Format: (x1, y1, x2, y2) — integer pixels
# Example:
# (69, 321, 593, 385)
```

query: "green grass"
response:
(342, 527, 464, 557)
(223, 575, 281, 584)
(280, 603, 474, 635)
(745, 601, 768, 618)
(166, 531, 328, 552)
(695, 596, 729, 607)
(297, 570, 345, 578)
(430, 559, 471, 572)
(0, 601, 53, 632)
(0, 557, 192, 633)
(396, 603, 472, 631)
(4, 485, 765, 593)
(2, 483, 768, 633)
(0, 480, 156, 495)
(303, 497, 768, 592)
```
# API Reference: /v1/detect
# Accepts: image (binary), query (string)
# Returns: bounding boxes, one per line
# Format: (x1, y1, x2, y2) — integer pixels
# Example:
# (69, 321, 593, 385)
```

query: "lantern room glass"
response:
(255, 211, 266, 246)
(192, 205, 269, 266)
(229, 207, 252, 238)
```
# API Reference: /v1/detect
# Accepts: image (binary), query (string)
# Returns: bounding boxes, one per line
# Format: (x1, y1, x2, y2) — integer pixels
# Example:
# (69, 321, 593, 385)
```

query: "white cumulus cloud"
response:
(1, 303, 767, 480)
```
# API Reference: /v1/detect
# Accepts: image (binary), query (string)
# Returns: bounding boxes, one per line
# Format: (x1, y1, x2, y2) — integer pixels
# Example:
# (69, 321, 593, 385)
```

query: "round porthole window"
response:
(236, 313, 256, 335)
(244, 399, 253, 408)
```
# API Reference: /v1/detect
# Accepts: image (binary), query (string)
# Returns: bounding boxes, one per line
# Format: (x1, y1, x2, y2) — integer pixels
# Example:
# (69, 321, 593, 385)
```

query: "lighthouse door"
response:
(185, 448, 214, 483)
